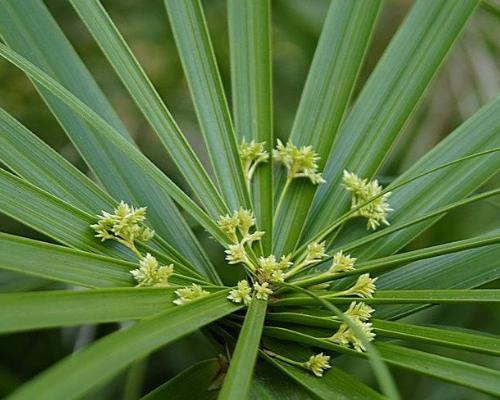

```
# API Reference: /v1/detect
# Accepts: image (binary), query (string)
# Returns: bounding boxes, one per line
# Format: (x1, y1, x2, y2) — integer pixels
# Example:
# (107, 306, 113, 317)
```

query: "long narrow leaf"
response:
(228, 0, 273, 251)
(273, 0, 382, 255)
(164, 0, 249, 210)
(0, 288, 173, 334)
(69, 0, 227, 219)
(218, 298, 267, 399)
(306, 0, 480, 242)
(8, 291, 240, 400)
(0, 3, 217, 278)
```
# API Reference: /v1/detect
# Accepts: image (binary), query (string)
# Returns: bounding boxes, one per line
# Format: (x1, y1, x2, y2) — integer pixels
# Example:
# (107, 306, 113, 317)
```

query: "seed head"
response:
(130, 253, 174, 287)
(173, 283, 209, 305)
(303, 353, 331, 377)
(253, 281, 273, 300)
(329, 251, 356, 273)
(227, 280, 253, 306)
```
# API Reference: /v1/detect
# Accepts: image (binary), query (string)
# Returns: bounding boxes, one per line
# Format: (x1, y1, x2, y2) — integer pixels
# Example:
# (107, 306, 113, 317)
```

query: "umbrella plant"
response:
(0, 0, 499, 399)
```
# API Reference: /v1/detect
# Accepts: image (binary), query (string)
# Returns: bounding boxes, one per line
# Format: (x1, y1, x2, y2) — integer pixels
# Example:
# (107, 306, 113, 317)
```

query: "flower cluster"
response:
(303, 353, 331, 377)
(173, 283, 209, 305)
(285, 241, 328, 279)
(91, 201, 155, 250)
(218, 208, 264, 247)
(273, 140, 325, 184)
(130, 253, 174, 287)
(328, 279, 377, 352)
(257, 255, 292, 283)
(342, 170, 392, 230)
(92, 202, 175, 288)
(329, 251, 356, 273)
(239, 140, 269, 185)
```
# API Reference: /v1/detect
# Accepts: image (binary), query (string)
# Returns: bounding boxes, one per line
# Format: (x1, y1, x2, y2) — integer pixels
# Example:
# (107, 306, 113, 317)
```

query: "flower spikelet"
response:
(342, 170, 392, 230)
(225, 243, 249, 265)
(254, 281, 273, 300)
(273, 140, 325, 184)
(344, 301, 375, 321)
(91, 201, 154, 245)
(329, 251, 356, 273)
(227, 280, 253, 305)
(329, 319, 375, 352)
(303, 353, 331, 377)
(130, 253, 173, 287)
(173, 284, 209, 305)
(347, 273, 378, 298)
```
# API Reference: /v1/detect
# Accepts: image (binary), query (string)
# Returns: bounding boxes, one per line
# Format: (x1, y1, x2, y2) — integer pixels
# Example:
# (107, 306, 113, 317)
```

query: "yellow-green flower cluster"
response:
(342, 170, 392, 230)
(303, 353, 331, 377)
(91, 201, 155, 253)
(273, 140, 325, 184)
(257, 255, 292, 283)
(239, 139, 269, 184)
(130, 253, 174, 287)
(227, 279, 274, 304)
(91, 202, 174, 288)
(329, 317, 375, 353)
(329, 251, 356, 273)
(218, 208, 264, 247)
(173, 283, 209, 305)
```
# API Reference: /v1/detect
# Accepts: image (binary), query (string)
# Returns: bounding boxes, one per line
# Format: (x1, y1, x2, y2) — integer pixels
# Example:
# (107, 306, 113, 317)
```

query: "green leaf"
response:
(305, 0, 480, 242)
(8, 291, 240, 400)
(0, 43, 226, 281)
(0, 2, 217, 280)
(260, 340, 383, 400)
(0, 107, 113, 214)
(68, 0, 227, 219)
(274, 289, 500, 307)
(263, 328, 500, 397)
(0, 288, 172, 334)
(292, 233, 500, 288)
(140, 358, 221, 400)
(218, 298, 267, 399)
(164, 0, 249, 211)
(272, 0, 382, 255)
(375, 238, 500, 320)
(0, 233, 133, 288)
(266, 312, 500, 356)
(227, 0, 273, 252)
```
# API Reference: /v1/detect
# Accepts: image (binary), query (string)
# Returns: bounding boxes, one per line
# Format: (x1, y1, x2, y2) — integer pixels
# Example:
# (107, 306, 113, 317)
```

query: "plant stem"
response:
(273, 177, 292, 225)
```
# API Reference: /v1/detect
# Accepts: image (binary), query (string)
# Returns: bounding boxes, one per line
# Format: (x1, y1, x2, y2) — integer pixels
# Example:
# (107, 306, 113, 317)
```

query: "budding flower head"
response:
(347, 273, 378, 298)
(217, 213, 240, 243)
(227, 280, 253, 306)
(130, 253, 174, 287)
(217, 208, 262, 245)
(253, 281, 273, 300)
(342, 170, 392, 230)
(329, 320, 375, 352)
(225, 243, 249, 265)
(239, 140, 269, 165)
(305, 241, 327, 264)
(173, 283, 209, 305)
(344, 301, 375, 322)
(258, 255, 287, 282)
(329, 251, 356, 273)
(91, 201, 154, 245)
(273, 140, 325, 184)
(303, 353, 331, 377)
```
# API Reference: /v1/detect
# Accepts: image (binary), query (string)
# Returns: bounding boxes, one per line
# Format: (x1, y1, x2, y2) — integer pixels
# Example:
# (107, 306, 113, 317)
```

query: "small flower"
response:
(254, 281, 273, 300)
(343, 301, 375, 322)
(217, 213, 240, 243)
(278, 255, 293, 270)
(239, 140, 269, 183)
(329, 251, 356, 273)
(305, 241, 327, 264)
(227, 280, 253, 305)
(342, 170, 392, 230)
(91, 201, 153, 247)
(242, 230, 265, 246)
(235, 208, 256, 237)
(273, 140, 325, 184)
(303, 353, 331, 377)
(130, 253, 174, 287)
(225, 243, 249, 265)
(329, 320, 375, 352)
(173, 283, 209, 305)
(347, 273, 378, 298)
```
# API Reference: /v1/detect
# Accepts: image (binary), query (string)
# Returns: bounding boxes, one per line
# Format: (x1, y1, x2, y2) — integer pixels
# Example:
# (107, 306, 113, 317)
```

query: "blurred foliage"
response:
(0, 0, 499, 398)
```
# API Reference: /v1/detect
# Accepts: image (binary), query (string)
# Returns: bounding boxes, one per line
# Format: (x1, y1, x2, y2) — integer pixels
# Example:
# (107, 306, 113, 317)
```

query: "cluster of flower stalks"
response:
(91, 140, 392, 378)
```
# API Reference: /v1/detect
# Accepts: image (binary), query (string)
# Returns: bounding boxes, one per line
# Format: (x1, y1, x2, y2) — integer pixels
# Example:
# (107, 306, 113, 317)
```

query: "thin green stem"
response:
(273, 178, 292, 226)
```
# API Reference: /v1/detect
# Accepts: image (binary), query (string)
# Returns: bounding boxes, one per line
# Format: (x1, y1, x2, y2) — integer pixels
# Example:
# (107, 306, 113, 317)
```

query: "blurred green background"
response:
(0, 0, 499, 398)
